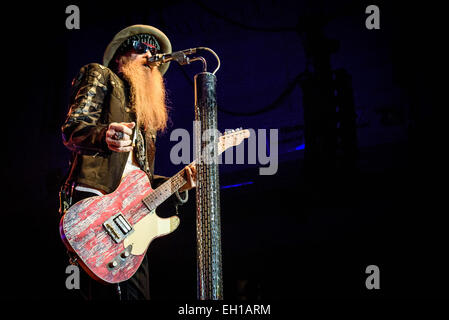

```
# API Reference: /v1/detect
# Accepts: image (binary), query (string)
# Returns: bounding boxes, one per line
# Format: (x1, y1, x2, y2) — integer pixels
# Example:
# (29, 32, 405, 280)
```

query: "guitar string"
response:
(142, 139, 228, 210)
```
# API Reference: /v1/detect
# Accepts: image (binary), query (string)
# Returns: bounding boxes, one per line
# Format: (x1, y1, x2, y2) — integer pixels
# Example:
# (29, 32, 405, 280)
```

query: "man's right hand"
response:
(106, 122, 136, 152)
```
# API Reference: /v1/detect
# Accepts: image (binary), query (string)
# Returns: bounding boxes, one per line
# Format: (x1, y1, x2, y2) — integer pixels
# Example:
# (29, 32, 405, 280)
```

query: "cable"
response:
(217, 72, 305, 116)
(197, 47, 221, 74)
(193, 0, 298, 33)
(176, 63, 305, 116)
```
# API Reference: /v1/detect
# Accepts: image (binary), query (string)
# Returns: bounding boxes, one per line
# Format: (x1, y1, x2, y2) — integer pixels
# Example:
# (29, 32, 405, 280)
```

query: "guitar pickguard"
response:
(124, 209, 180, 255)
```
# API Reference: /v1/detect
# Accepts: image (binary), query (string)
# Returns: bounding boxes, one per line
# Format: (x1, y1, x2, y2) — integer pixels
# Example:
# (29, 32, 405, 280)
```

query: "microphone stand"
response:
(172, 48, 224, 300)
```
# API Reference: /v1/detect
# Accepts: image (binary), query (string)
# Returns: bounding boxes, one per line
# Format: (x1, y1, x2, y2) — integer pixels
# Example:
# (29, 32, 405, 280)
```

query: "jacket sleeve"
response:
(61, 63, 110, 155)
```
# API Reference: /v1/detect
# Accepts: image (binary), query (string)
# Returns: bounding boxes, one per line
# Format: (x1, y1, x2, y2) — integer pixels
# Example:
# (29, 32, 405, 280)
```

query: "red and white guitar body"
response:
(60, 128, 250, 284)
(60, 169, 179, 284)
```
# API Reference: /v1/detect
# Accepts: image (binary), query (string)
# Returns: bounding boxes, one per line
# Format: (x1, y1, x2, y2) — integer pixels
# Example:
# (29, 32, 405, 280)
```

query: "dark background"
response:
(1, 0, 444, 301)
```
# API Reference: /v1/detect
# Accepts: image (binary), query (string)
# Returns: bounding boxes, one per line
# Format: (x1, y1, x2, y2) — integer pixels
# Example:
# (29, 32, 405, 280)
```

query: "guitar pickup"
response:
(103, 212, 134, 243)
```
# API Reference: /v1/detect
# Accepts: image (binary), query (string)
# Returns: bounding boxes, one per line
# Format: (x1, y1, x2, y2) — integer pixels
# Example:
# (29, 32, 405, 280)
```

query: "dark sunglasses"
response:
(132, 41, 158, 55)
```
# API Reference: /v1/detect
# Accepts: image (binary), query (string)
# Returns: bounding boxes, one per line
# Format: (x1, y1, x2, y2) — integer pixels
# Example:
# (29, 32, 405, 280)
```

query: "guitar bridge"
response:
(103, 212, 134, 243)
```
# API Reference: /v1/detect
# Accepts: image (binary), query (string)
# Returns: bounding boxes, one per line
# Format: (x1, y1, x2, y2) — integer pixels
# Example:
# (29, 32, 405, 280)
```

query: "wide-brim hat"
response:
(103, 24, 172, 75)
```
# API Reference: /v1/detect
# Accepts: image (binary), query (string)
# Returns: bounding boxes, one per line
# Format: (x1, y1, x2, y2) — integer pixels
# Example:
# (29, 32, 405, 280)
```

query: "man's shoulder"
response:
(78, 62, 115, 75)
(69, 62, 125, 100)
(74, 63, 124, 89)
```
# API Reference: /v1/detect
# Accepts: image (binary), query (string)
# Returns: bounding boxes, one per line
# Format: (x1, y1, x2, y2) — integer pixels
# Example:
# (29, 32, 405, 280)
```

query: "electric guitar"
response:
(60, 128, 249, 284)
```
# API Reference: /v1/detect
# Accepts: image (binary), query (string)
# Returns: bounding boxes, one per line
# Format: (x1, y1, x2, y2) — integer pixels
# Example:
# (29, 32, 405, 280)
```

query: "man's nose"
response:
(144, 51, 152, 58)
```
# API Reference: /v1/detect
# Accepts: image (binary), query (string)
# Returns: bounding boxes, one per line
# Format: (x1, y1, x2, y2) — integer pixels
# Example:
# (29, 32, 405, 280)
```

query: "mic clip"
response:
(147, 48, 197, 67)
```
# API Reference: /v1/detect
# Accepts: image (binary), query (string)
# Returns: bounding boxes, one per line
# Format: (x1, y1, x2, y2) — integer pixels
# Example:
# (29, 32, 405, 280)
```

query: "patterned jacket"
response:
(61, 63, 187, 204)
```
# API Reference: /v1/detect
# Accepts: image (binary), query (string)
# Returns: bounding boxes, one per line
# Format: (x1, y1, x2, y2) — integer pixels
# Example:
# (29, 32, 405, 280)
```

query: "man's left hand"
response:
(179, 164, 197, 192)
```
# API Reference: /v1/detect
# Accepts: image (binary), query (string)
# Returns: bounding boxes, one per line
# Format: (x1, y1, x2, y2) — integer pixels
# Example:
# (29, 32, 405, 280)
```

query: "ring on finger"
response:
(113, 131, 124, 140)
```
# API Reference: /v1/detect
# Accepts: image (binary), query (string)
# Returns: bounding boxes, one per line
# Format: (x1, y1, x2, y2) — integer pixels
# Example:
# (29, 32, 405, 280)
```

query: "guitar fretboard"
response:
(140, 130, 246, 211)
(142, 160, 197, 211)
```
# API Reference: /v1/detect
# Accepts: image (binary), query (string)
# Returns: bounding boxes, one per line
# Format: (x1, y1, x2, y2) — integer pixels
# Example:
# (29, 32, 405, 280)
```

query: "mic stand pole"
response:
(183, 48, 223, 300)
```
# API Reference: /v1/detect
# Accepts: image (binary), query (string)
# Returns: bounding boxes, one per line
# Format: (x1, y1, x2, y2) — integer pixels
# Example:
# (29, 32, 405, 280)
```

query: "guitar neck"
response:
(142, 136, 218, 210)
(142, 160, 197, 211)
(141, 128, 249, 211)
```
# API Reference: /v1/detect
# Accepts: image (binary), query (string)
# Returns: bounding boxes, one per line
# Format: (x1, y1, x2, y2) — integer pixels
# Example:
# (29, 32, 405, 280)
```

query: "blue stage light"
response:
(221, 181, 254, 189)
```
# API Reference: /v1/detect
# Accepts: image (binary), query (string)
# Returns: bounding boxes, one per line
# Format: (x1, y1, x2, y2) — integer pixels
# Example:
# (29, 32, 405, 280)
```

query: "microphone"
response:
(146, 48, 198, 67)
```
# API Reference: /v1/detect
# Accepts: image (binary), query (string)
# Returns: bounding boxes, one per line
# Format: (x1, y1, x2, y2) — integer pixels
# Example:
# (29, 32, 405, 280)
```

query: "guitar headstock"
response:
(218, 128, 250, 154)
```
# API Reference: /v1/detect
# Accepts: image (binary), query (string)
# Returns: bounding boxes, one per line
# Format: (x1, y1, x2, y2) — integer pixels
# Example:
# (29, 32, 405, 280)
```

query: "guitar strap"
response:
(59, 180, 75, 216)
(135, 126, 155, 182)
(134, 127, 146, 171)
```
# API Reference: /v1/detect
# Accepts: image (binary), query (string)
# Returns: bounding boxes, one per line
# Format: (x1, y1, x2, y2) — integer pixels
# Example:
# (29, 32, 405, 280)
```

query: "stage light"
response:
(221, 181, 254, 189)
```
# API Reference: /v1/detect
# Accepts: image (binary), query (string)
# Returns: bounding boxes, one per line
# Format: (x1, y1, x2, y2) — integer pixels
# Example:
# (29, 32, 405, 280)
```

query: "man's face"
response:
(116, 41, 158, 72)
(117, 50, 152, 72)
(117, 44, 168, 133)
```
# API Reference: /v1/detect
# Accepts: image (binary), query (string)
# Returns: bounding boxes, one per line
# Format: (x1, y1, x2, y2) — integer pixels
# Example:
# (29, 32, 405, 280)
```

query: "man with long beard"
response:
(60, 25, 196, 300)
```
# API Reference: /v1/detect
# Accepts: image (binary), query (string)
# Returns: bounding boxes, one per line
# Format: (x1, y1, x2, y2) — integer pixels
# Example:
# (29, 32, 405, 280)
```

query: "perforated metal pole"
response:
(194, 72, 223, 300)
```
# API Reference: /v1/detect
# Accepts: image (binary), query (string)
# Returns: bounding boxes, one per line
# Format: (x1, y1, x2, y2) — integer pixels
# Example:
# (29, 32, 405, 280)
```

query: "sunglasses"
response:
(132, 41, 158, 56)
